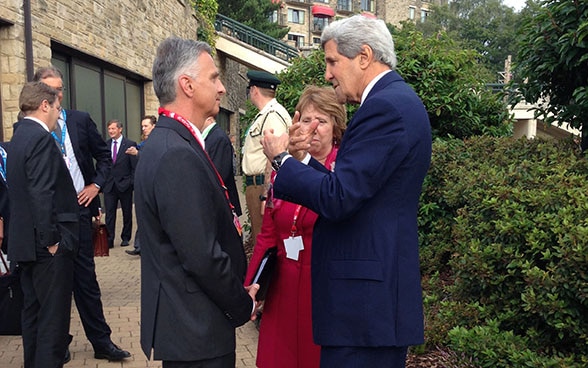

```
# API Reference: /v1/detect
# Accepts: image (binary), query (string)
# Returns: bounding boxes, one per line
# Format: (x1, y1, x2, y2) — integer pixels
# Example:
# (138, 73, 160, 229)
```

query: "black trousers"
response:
(104, 187, 133, 248)
(162, 352, 236, 368)
(72, 206, 111, 350)
(320, 345, 408, 368)
(20, 247, 74, 368)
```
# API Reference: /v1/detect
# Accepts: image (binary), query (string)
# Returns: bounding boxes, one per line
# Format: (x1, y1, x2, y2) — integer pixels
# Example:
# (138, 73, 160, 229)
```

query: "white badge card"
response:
(284, 236, 304, 261)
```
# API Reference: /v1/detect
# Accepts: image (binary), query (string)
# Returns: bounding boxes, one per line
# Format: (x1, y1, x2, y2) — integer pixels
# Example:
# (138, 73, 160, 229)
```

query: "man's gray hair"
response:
(152, 37, 213, 105)
(321, 15, 397, 70)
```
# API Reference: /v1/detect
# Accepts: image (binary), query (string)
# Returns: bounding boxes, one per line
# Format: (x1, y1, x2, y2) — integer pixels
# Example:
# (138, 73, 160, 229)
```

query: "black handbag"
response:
(251, 247, 277, 301)
(0, 252, 23, 335)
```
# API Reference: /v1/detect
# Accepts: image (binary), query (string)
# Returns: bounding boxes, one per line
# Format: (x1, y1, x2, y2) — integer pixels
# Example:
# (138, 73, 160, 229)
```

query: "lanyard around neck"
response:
(158, 107, 242, 236)
(0, 146, 7, 185)
(290, 205, 303, 237)
(50, 110, 68, 155)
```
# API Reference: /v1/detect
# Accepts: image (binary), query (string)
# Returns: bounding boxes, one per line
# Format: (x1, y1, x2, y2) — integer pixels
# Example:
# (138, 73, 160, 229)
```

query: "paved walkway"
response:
(0, 182, 260, 367)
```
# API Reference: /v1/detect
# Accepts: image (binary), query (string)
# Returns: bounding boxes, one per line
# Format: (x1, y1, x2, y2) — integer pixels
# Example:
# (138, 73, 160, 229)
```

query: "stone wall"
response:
(0, 0, 198, 139)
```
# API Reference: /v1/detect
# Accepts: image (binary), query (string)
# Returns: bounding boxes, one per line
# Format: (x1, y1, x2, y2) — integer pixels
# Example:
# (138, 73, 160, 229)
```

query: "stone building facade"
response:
(279, 0, 445, 49)
(0, 0, 245, 144)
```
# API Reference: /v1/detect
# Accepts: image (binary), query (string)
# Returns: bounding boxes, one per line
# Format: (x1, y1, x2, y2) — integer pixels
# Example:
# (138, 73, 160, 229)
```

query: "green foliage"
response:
(218, 0, 288, 40)
(511, 0, 588, 149)
(192, 0, 218, 47)
(420, 136, 588, 366)
(448, 321, 577, 367)
(393, 24, 513, 139)
(417, 0, 521, 78)
(244, 27, 512, 141)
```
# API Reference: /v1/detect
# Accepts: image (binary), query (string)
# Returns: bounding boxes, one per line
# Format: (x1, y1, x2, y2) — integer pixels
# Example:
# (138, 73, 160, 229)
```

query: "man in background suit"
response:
(135, 37, 258, 367)
(203, 118, 242, 217)
(261, 15, 432, 367)
(104, 119, 137, 249)
(7, 82, 79, 368)
(33, 66, 131, 361)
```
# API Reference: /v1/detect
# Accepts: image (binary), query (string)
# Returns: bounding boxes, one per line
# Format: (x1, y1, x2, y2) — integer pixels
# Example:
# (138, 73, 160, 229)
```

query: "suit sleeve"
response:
(155, 146, 252, 325)
(26, 135, 63, 247)
(85, 114, 111, 188)
(274, 96, 410, 222)
(128, 140, 138, 183)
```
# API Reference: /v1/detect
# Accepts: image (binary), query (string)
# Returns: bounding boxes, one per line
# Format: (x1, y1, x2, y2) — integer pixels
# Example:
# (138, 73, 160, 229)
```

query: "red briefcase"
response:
(92, 220, 109, 257)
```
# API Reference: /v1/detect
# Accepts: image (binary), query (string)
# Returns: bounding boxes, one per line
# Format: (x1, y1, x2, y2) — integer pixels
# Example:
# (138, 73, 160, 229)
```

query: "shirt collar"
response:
(24, 117, 50, 132)
(361, 70, 392, 106)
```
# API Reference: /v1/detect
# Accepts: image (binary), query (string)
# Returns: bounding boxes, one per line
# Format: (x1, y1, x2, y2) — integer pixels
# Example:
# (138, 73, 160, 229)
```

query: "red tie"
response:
(112, 140, 118, 162)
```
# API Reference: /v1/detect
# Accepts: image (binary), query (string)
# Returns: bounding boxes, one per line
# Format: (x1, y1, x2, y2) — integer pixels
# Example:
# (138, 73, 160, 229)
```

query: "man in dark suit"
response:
(104, 119, 137, 249)
(32, 66, 131, 361)
(203, 118, 242, 217)
(7, 82, 79, 368)
(261, 15, 432, 367)
(135, 37, 258, 367)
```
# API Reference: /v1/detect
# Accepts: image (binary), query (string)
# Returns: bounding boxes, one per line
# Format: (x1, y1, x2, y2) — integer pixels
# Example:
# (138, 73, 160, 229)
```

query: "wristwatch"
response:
(271, 151, 289, 171)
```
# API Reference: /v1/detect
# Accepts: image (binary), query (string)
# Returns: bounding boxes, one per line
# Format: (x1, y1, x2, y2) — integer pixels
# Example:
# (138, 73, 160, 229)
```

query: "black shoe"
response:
(125, 249, 140, 255)
(64, 348, 71, 364)
(94, 343, 131, 361)
(121, 240, 130, 247)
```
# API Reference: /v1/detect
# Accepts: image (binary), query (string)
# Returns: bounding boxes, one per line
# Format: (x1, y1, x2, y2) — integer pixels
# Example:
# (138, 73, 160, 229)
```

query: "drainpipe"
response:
(23, 0, 34, 81)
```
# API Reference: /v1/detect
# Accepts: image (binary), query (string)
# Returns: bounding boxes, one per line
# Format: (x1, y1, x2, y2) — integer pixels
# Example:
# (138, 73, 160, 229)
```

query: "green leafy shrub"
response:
(448, 321, 576, 368)
(420, 136, 588, 366)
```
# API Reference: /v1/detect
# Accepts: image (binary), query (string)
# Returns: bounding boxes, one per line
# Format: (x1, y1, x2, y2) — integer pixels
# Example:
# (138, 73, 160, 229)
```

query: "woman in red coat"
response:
(245, 86, 346, 368)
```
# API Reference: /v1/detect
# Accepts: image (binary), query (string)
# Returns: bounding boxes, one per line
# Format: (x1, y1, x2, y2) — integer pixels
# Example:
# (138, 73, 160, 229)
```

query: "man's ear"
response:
(41, 99, 51, 113)
(178, 75, 195, 97)
(358, 45, 374, 70)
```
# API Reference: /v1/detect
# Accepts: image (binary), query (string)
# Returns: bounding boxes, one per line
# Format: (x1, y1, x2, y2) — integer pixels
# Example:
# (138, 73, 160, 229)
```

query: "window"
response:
(421, 9, 429, 23)
(52, 50, 145, 143)
(288, 34, 305, 48)
(313, 17, 329, 32)
(270, 10, 278, 23)
(360, 0, 375, 12)
(337, 0, 352, 12)
(409, 6, 415, 20)
(288, 9, 305, 24)
(313, 37, 321, 45)
(315, 0, 329, 3)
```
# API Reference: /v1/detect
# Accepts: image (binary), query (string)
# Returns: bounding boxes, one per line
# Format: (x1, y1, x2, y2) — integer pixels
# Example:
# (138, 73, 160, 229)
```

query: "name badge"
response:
(284, 236, 304, 261)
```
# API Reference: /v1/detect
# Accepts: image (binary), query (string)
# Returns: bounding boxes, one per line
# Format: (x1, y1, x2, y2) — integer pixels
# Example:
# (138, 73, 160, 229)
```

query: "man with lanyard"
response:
(134, 37, 258, 367)
(242, 70, 291, 244)
(31, 66, 131, 362)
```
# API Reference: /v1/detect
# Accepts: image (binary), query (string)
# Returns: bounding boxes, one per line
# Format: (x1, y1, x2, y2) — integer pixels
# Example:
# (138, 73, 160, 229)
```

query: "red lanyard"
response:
(158, 107, 242, 236)
(290, 205, 302, 237)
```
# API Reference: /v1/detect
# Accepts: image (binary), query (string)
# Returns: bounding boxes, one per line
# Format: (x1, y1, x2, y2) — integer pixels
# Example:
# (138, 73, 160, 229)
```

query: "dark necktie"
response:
(112, 140, 118, 163)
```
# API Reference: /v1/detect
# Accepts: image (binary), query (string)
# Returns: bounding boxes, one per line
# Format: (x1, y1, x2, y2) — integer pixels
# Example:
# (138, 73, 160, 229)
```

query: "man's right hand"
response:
(245, 284, 260, 320)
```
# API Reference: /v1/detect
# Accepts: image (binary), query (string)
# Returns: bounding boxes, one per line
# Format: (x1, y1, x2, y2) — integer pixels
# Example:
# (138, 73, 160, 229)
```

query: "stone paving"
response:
(0, 185, 260, 367)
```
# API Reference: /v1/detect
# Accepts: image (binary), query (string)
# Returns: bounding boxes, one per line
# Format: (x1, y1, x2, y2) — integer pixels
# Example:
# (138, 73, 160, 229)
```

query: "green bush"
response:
(420, 136, 588, 366)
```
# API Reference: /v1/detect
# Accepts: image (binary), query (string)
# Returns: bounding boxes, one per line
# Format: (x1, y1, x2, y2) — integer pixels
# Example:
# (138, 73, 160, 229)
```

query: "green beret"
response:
(247, 70, 281, 90)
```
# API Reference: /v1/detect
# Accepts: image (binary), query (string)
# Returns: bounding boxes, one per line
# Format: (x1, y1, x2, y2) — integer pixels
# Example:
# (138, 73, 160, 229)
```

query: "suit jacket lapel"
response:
(63, 109, 83, 163)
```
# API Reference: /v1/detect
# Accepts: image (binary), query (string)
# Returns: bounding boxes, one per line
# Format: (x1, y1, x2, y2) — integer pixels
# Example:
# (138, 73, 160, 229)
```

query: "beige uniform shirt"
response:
(242, 99, 292, 176)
